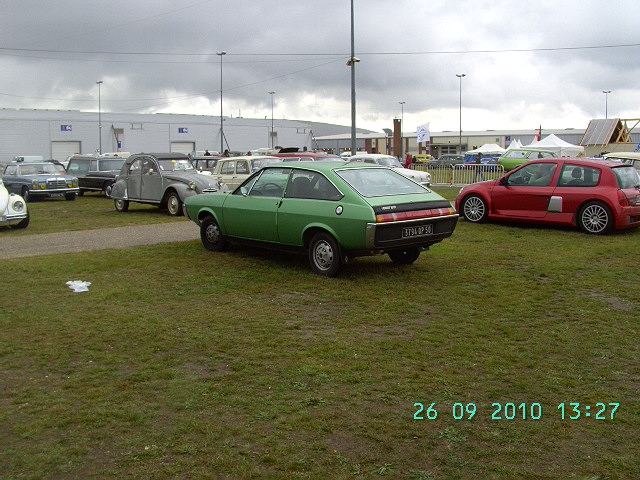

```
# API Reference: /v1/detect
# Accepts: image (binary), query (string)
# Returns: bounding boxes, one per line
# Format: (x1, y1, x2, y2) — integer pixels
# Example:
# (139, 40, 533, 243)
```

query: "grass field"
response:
(1, 189, 639, 479)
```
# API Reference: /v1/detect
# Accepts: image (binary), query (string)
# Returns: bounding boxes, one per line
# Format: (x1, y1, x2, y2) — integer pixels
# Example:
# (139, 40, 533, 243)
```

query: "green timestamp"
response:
(557, 402, 619, 420)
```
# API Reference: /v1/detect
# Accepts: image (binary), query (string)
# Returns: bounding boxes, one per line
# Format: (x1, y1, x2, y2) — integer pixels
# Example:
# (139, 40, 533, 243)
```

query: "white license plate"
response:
(402, 224, 433, 238)
(50, 192, 64, 197)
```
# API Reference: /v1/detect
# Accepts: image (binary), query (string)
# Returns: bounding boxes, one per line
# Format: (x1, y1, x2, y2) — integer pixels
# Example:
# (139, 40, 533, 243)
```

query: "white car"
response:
(0, 178, 29, 229)
(348, 154, 432, 187)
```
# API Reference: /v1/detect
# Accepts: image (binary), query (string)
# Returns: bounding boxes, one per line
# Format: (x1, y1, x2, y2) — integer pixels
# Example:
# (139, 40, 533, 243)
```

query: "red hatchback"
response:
(455, 158, 640, 234)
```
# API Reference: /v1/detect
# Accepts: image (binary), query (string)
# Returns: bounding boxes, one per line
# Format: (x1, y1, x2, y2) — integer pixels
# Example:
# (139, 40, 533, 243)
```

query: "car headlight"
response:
(12, 200, 25, 212)
(32, 180, 39, 188)
(188, 182, 197, 191)
(72, 179, 78, 187)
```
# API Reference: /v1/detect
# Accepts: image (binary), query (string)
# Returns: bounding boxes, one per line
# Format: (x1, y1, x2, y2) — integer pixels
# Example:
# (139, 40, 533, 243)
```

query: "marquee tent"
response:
(466, 143, 506, 155)
(526, 134, 584, 157)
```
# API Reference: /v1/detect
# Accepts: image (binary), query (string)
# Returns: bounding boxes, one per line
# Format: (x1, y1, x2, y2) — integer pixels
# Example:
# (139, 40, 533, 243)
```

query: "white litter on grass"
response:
(66, 280, 92, 293)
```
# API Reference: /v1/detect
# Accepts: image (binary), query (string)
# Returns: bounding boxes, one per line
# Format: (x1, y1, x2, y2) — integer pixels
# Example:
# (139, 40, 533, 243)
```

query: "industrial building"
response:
(1, 108, 638, 166)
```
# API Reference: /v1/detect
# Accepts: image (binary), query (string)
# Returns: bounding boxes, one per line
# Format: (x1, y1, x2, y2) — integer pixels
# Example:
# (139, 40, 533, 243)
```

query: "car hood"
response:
(393, 167, 429, 181)
(162, 172, 219, 188)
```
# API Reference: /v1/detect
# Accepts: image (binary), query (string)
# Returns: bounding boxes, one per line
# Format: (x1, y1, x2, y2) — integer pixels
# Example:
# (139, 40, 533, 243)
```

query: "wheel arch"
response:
(573, 197, 616, 228)
(302, 224, 341, 250)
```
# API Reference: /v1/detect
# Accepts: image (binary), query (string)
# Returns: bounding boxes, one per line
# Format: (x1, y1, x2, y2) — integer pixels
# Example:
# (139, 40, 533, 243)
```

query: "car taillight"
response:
(617, 189, 631, 206)
(375, 206, 456, 223)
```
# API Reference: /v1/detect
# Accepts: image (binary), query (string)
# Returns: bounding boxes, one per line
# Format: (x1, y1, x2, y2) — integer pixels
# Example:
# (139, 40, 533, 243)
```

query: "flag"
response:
(534, 125, 542, 142)
(417, 123, 431, 143)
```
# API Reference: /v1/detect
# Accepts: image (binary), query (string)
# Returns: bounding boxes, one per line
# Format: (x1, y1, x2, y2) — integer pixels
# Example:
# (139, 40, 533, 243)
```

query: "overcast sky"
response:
(1, 0, 638, 134)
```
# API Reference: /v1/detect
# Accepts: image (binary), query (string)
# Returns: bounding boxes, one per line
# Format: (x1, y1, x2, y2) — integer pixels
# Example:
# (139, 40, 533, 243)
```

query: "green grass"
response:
(1, 191, 639, 479)
(1, 192, 183, 237)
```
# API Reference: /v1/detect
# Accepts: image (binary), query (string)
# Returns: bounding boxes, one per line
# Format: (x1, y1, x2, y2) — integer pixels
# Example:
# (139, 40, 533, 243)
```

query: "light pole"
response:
(456, 74, 466, 154)
(347, 0, 359, 155)
(217, 51, 226, 154)
(96, 80, 103, 154)
(399, 101, 405, 160)
(602, 90, 611, 119)
(268, 91, 276, 149)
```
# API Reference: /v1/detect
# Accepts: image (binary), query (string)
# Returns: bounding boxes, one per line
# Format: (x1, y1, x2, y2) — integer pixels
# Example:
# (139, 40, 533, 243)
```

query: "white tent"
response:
(506, 139, 523, 150)
(466, 143, 506, 155)
(526, 134, 584, 157)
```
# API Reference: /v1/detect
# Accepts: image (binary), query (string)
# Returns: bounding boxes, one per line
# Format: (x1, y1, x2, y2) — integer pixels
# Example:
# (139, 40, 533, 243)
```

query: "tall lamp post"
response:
(602, 90, 611, 119)
(96, 80, 103, 154)
(217, 51, 227, 154)
(268, 91, 276, 149)
(399, 101, 405, 160)
(347, 0, 359, 155)
(456, 74, 466, 154)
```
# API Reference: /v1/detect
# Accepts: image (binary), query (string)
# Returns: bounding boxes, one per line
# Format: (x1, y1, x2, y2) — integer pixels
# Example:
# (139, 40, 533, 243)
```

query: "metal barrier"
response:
(412, 163, 504, 186)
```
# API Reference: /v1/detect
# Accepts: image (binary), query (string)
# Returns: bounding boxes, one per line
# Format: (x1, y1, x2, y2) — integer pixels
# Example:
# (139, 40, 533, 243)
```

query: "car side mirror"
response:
(499, 177, 508, 186)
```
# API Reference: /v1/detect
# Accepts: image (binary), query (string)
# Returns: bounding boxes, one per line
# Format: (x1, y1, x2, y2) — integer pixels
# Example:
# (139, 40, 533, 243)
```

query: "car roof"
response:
(522, 157, 630, 169)
(263, 161, 388, 174)
(603, 151, 640, 160)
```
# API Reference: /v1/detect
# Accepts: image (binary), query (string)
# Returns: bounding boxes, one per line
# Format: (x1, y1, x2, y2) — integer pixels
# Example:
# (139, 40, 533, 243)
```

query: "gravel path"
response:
(0, 221, 200, 260)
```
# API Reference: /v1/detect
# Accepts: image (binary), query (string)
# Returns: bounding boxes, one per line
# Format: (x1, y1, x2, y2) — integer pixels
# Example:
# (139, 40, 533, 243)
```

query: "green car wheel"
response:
(308, 232, 342, 277)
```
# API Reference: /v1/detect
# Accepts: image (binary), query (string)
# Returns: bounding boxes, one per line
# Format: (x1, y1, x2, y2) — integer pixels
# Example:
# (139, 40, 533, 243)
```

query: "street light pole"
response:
(217, 51, 227, 154)
(96, 80, 103, 154)
(456, 74, 466, 154)
(348, 0, 358, 155)
(602, 90, 611, 119)
(268, 91, 276, 149)
(399, 101, 405, 160)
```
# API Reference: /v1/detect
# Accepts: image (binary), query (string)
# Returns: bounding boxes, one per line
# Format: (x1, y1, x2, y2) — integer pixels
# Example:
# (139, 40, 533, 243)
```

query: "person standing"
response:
(474, 154, 485, 182)
(405, 153, 413, 169)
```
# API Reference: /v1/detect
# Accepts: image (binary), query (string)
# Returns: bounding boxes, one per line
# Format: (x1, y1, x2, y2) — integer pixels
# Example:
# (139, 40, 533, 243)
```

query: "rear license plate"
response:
(402, 224, 433, 238)
(50, 192, 64, 197)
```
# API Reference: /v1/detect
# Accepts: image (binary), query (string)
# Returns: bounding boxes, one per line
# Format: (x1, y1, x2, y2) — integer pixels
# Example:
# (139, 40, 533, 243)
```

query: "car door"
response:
(126, 157, 144, 199)
(490, 161, 560, 218)
(216, 160, 236, 189)
(140, 156, 162, 202)
(222, 168, 290, 242)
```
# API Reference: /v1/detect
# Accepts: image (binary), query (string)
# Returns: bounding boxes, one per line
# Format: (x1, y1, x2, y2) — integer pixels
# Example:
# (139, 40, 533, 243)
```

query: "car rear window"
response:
(337, 168, 426, 197)
(613, 166, 640, 189)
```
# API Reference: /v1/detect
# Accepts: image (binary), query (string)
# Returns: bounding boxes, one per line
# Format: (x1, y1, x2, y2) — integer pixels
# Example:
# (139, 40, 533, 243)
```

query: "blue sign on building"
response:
(178, 128, 188, 134)
(61, 125, 72, 132)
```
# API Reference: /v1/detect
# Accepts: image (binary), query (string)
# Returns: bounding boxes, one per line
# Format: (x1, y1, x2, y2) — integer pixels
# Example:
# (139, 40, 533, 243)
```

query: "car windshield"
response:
(251, 158, 283, 171)
(98, 159, 125, 171)
(157, 159, 195, 171)
(613, 166, 640, 189)
(18, 163, 61, 175)
(337, 168, 426, 197)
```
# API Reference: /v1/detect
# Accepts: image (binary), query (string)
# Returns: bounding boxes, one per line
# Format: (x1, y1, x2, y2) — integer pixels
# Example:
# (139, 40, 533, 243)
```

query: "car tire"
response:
(200, 216, 228, 252)
(388, 248, 420, 264)
(114, 198, 129, 212)
(577, 201, 613, 235)
(308, 232, 342, 277)
(461, 194, 488, 223)
(166, 191, 183, 216)
(11, 211, 30, 229)
(65, 193, 76, 201)
(21, 186, 29, 202)
(103, 182, 113, 198)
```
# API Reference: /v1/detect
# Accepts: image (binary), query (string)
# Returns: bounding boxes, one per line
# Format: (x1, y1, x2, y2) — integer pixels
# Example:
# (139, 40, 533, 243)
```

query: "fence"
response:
(412, 163, 505, 187)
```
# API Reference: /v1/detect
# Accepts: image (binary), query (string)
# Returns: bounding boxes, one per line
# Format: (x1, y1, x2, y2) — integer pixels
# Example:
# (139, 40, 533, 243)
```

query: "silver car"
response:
(111, 153, 222, 216)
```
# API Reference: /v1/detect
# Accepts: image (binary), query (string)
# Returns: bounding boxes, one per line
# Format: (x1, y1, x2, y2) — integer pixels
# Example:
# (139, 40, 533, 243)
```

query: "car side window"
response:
(5, 165, 17, 175)
(236, 161, 249, 174)
(286, 169, 343, 200)
(248, 168, 289, 198)
(129, 159, 143, 173)
(220, 161, 235, 175)
(142, 158, 158, 174)
(507, 163, 557, 187)
(558, 165, 601, 187)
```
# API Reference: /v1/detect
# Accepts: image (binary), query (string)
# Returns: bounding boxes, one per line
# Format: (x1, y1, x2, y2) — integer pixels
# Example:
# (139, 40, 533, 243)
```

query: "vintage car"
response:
(190, 155, 221, 174)
(111, 153, 222, 216)
(497, 148, 556, 172)
(66, 155, 127, 197)
(427, 154, 465, 167)
(212, 156, 284, 190)
(271, 151, 344, 162)
(0, 177, 29, 229)
(603, 151, 640, 172)
(347, 154, 432, 187)
(1, 161, 79, 201)
(455, 158, 640, 234)
(184, 162, 458, 277)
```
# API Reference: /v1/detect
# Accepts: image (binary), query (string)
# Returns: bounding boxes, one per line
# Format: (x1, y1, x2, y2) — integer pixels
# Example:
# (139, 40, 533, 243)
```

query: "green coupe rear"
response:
(184, 162, 458, 276)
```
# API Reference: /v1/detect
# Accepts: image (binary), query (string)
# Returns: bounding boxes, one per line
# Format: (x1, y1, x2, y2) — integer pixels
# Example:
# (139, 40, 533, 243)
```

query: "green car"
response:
(498, 148, 556, 172)
(184, 162, 458, 277)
